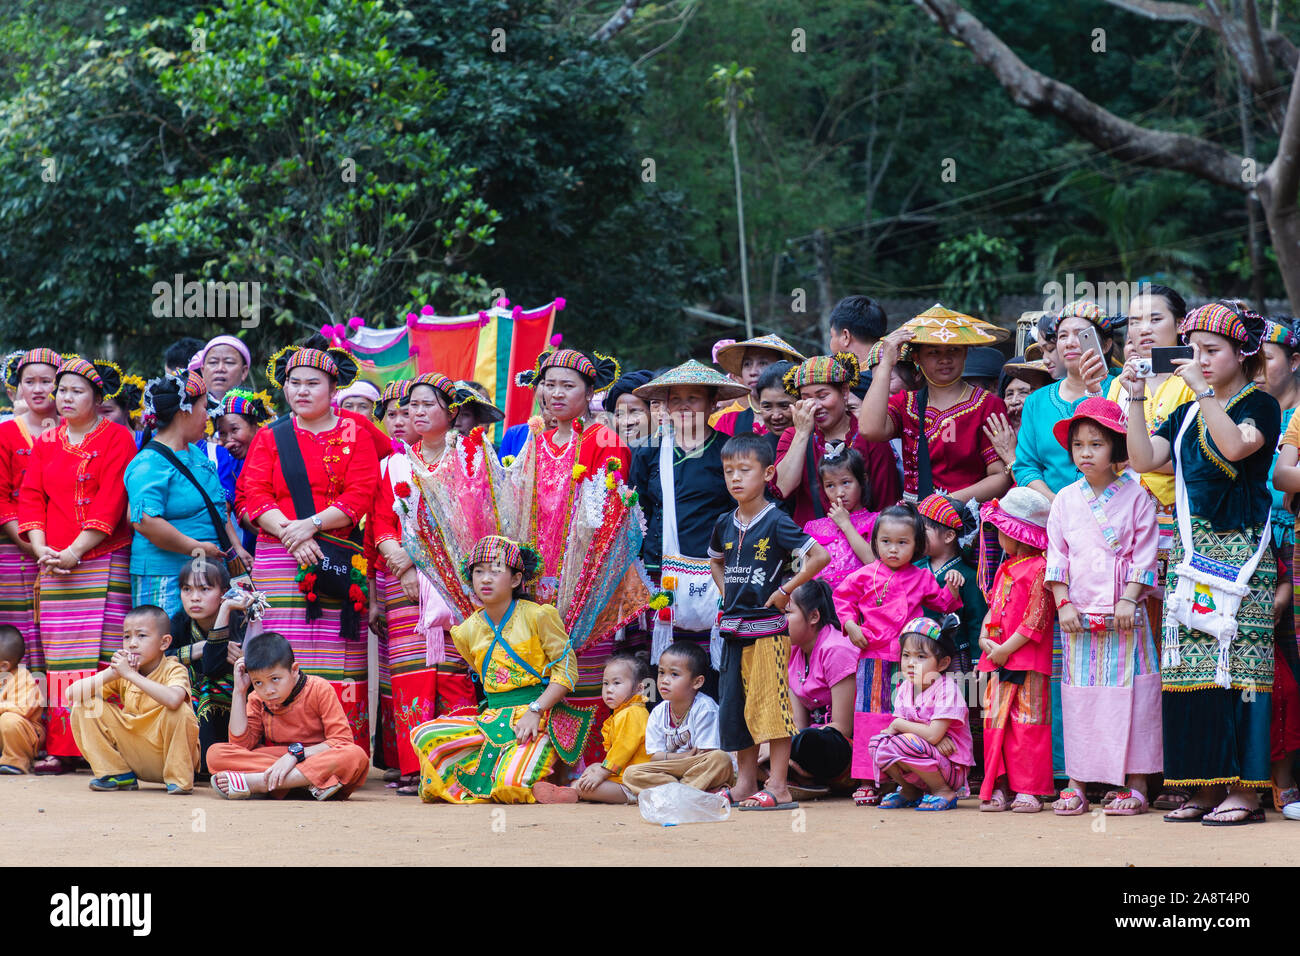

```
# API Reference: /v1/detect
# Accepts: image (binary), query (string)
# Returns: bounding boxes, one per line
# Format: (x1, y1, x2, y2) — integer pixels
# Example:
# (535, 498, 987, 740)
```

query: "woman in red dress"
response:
(236, 346, 381, 748)
(0, 348, 62, 677)
(18, 357, 137, 770)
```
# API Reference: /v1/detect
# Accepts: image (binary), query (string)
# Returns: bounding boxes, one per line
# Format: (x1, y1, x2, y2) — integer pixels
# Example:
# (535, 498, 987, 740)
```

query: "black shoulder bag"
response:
(144, 440, 251, 583)
(270, 417, 366, 635)
(914, 386, 935, 500)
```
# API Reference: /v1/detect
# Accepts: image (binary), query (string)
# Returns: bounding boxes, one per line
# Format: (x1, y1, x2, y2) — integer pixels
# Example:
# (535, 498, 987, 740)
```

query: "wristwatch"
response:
(288, 742, 305, 763)
(310, 514, 323, 529)
(1194, 387, 1215, 401)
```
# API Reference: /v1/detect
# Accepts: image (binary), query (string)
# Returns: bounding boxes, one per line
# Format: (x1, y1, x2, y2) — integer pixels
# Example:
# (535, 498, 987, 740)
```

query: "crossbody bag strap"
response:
(1172, 405, 1272, 581)
(144, 440, 233, 553)
(658, 421, 681, 557)
(915, 387, 934, 499)
(804, 437, 825, 519)
(270, 417, 321, 522)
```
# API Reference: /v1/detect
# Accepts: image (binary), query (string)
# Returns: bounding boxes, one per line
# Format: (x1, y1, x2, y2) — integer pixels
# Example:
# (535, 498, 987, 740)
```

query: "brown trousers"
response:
(622, 750, 735, 795)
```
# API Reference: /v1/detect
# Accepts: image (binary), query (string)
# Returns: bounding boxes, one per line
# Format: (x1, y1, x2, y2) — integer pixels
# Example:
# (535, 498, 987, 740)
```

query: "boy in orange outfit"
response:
(69, 605, 200, 793)
(0, 626, 44, 774)
(208, 632, 369, 800)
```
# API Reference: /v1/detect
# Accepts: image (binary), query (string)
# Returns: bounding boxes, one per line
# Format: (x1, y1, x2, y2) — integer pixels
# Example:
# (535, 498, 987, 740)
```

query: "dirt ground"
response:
(0, 769, 1289, 865)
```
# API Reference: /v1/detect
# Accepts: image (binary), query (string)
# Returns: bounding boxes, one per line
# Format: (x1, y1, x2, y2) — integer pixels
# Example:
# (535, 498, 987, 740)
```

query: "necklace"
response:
(668, 699, 691, 728)
(871, 563, 895, 606)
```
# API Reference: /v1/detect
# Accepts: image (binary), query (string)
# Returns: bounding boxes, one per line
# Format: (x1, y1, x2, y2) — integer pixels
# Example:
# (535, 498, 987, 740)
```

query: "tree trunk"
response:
(729, 109, 753, 338)
(813, 227, 834, 344)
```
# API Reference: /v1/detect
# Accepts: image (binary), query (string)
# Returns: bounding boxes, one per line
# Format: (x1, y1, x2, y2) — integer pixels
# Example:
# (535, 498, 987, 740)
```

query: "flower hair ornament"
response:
(114, 374, 148, 422)
(219, 387, 276, 424)
(55, 355, 124, 399)
(266, 345, 360, 389)
(141, 370, 206, 429)
(515, 347, 621, 394)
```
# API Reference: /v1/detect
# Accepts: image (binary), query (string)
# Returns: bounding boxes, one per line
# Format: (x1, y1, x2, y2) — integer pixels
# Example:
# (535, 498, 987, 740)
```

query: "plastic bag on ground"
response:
(637, 782, 731, 825)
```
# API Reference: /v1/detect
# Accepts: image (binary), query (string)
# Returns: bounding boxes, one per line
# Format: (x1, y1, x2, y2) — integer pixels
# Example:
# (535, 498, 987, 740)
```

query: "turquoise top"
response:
(124, 441, 228, 576)
(1270, 405, 1297, 546)
(1013, 375, 1116, 494)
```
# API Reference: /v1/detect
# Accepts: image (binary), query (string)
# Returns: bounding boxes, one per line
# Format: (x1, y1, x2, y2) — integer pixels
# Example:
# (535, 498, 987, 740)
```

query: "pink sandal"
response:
(980, 789, 1009, 812)
(1010, 792, 1042, 813)
(1103, 788, 1148, 816)
(1052, 787, 1089, 816)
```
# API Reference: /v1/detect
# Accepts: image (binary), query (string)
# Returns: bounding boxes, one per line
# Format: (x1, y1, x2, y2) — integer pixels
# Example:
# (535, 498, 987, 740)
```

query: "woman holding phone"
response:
(1014, 299, 1120, 502)
(1123, 301, 1278, 826)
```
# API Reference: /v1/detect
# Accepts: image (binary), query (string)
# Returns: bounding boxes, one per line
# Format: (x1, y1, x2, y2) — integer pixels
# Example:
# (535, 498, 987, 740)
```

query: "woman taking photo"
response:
(0, 348, 62, 675)
(18, 357, 138, 769)
(125, 371, 251, 615)
(237, 345, 381, 748)
(1123, 301, 1278, 826)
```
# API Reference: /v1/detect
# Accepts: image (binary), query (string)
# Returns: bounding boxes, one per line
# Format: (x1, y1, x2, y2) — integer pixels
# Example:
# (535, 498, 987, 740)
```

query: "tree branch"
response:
(591, 0, 645, 42)
(912, 0, 1247, 191)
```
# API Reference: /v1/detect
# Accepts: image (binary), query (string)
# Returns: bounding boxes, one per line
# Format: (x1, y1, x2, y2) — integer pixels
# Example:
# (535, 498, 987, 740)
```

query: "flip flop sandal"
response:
(980, 790, 1009, 812)
(714, 786, 742, 806)
(880, 790, 923, 809)
(1201, 805, 1265, 826)
(1162, 803, 1213, 822)
(382, 768, 402, 784)
(1010, 793, 1042, 813)
(852, 786, 882, 807)
(532, 781, 579, 804)
(33, 755, 70, 776)
(916, 793, 960, 811)
(309, 782, 343, 801)
(1152, 790, 1189, 811)
(213, 771, 251, 800)
(1103, 789, 1149, 816)
(737, 788, 799, 811)
(788, 783, 830, 802)
(1052, 787, 1090, 816)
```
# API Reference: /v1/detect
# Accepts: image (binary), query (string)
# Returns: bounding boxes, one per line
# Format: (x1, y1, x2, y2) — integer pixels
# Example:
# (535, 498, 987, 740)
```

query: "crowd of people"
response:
(0, 288, 1297, 827)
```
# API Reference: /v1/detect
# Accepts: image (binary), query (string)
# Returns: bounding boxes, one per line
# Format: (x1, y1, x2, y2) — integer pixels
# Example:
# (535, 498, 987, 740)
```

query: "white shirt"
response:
(645, 693, 721, 754)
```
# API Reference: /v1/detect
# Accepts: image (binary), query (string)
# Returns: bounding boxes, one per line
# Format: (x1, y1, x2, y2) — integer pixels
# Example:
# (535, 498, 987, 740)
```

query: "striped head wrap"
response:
(1057, 299, 1120, 333)
(219, 388, 275, 424)
(1263, 318, 1300, 349)
(459, 534, 540, 585)
(901, 616, 942, 642)
(1179, 302, 1263, 356)
(5, 347, 63, 387)
(783, 352, 861, 396)
(516, 347, 621, 394)
(141, 369, 206, 428)
(407, 372, 461, 412)
(374, 379, 411, 421)
(266, 345, 359, 389)
(916, 493, 963, 530)
(56, 356, 124, 399)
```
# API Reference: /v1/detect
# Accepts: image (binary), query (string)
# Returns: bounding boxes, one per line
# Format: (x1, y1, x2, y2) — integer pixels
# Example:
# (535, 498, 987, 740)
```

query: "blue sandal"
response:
(880, 790, 923, 809)
(916, 793, 960, 812)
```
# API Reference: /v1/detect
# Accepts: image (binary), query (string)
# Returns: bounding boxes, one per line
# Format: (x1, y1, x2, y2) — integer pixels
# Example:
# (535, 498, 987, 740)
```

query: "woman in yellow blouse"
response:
(1107, 285, 1194, 595)
(409, 535, 591, 804)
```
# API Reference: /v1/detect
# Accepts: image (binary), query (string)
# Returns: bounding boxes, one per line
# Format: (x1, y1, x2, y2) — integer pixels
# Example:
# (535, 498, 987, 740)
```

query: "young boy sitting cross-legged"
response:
(69, 605, 200, 793)
(207, 632, 369, 800)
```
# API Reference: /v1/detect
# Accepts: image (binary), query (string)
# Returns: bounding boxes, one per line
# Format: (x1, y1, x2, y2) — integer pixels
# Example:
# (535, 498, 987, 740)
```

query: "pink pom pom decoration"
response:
(478, 311, 489, 322)
(554, 297, 566, 311)
(405, 312, 419, 328)
(319, 324, 333, 338)
(348, 316, 364, 330)
(511, 306, 522, 320)
(421, 305, 435, 315)
(550, 333, 563, 347)
(496, 298, 509, 308)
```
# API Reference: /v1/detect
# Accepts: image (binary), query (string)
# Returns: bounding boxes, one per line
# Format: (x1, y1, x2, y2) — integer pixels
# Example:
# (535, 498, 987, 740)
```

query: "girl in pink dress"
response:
(1044, 398, 1161, 816)
(833, 503, 962, 805)
(804, 448, 877, 590)
(868, 614, 975, 811)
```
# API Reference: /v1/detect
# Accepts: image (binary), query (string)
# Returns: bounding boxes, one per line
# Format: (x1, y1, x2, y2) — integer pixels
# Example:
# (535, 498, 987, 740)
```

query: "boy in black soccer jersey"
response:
(709, 433, 829, 810)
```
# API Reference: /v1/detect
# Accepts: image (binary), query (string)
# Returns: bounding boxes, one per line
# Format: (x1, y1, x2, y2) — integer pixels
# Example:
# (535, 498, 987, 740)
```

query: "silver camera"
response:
(1134, 358, 1153, 379)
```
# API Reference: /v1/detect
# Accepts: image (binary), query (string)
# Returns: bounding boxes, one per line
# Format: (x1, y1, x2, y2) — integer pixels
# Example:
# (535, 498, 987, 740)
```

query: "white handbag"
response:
(650, 421, 722, 665)
(1164, 405, 1270, 686)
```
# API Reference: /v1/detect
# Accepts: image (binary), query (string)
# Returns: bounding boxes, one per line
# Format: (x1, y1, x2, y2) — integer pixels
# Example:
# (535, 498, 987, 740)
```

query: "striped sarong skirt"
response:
(35, 547, 131, 756)
(0, 540, 40, 670)
(251, 537, 369, 750)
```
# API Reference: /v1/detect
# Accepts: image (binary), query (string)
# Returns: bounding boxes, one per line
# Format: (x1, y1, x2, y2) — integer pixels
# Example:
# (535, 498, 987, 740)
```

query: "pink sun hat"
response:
(1052, 396, 1126, 451)
(980, 487, 1050, 551)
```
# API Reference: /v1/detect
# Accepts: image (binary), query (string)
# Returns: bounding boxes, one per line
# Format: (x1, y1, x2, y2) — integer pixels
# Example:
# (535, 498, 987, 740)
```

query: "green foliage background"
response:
(0, 0, 1293, 377)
